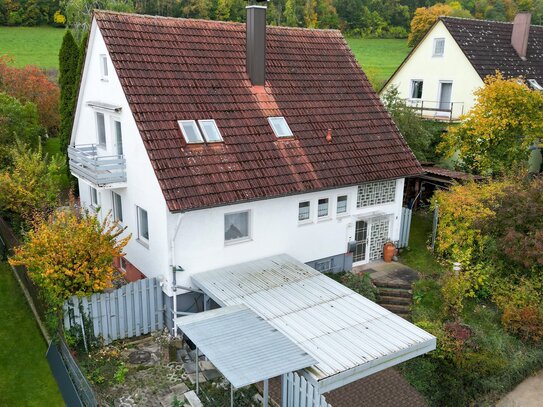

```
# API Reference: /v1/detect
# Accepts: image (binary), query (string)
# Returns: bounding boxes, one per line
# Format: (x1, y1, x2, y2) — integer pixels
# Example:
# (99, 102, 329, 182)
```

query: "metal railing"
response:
(405, 99, 465, 121)
(68, 144, 126, 186)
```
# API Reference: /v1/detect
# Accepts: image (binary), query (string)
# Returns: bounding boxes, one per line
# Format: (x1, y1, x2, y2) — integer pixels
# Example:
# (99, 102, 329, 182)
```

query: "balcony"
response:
(405, 99, 465, 122)
(68, 144, 126, 187)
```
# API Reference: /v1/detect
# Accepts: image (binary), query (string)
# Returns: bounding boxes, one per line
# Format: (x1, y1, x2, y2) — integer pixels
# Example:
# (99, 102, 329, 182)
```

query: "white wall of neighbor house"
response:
(381, 21, 484, 118)
(73, 21, 171, 286)
(169, 178, 405, 292)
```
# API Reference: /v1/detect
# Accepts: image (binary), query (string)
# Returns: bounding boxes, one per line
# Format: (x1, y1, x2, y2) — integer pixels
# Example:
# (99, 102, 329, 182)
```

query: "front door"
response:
(353, 220, 368, 264)
(438, 82, 453, 114)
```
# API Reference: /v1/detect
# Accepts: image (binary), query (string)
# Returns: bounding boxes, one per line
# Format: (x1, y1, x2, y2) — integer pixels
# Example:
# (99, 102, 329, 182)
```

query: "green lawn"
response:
(0, 26, 65, 69)
(0, 262, 64, 406)
(346, 37, 411, 91)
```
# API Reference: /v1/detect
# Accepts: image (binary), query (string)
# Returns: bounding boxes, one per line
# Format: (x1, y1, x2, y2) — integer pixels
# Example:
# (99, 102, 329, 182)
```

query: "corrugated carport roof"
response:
(192, 254, 436, 393)
(175, 304, 317, 389)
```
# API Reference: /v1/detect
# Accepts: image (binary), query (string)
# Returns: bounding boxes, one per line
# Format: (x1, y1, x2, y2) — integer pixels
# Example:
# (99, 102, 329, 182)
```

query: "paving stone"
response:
(202, 369, 222, 381)
(159, 392, 185, 407)
(199, 360, 215, 371)
(186, 373, 207, 384)
(176, 349, 188, 362)
(184, 390, 203, 407)
(170, 382, 189, 395)
(188, 350, 198, 361)
(184, 361, 197, 374)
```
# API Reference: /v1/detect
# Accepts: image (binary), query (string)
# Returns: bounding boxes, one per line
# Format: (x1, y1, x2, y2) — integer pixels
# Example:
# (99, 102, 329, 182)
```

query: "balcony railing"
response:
(405, 99, 465, 121)
(68, 144, 126, 187)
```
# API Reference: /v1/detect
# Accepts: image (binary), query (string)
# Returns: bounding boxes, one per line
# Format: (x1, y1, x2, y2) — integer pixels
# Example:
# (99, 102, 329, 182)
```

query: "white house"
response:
(381, 13, 543, 121)
(70, 9, 422, 312)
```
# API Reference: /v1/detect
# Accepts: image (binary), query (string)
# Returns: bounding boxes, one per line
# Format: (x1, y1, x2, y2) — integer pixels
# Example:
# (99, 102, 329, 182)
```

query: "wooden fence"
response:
(397, 206, 413, 249)
(63, 278, 165, 345)
(282, 372, 332, 407)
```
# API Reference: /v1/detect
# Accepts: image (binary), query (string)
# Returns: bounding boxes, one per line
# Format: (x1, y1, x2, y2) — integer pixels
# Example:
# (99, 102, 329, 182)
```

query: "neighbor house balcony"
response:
(405, 99, 465, 122)
(68, 144, 126, 188)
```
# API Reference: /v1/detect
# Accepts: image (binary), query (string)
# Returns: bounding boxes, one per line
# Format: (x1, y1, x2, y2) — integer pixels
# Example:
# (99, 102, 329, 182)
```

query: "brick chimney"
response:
(246, 5, 267, 86)
(511, 12, 531, 60)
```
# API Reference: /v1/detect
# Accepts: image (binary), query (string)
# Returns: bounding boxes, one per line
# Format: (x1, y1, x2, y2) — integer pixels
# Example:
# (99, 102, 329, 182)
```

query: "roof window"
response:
(178, 120, 204, 143)
(527, 79, 543, 91)
(198, 119, 224, 142)
(268, 117, 293, 138)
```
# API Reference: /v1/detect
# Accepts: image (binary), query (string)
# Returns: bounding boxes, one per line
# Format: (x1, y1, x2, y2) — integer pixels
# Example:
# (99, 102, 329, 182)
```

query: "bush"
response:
(340, 272, 378, 301)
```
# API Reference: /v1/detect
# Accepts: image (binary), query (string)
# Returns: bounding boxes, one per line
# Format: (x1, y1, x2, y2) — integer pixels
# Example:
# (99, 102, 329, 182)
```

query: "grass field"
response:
(346, 38, 411, 90)
(0, 26, 65, 69)
(0, 262, 64, 406)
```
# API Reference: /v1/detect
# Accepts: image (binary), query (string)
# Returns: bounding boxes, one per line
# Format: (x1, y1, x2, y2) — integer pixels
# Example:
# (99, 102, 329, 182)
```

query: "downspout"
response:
(170, 213, 184, 337)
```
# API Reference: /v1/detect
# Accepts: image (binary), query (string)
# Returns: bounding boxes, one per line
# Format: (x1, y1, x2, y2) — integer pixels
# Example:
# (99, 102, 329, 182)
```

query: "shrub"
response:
(502, 306, 543, 343)
(340, 272, 378, 301)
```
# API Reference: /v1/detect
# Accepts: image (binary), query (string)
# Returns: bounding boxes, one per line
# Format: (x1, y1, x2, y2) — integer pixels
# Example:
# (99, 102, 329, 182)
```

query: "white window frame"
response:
(268, 117, 293, 138)
(178, 120, 204, 144)
(136, 206, 149, 246)
(119, 257, 127, 271)
(410, 80, 424, 100)
(336, 195, 349, 216)
(198, 119, 224, 143)
(100, 54, 109, 80)
(224, 210, 252, 245)
(112, 191, 123, 224)
(90, 186, 99, 209)
(96, 112, 106, 148)
(298, 200, 311, 224)
(317, 197, 330, 219)
(433, 38, 445, 57)
(111, 117, 123, 156)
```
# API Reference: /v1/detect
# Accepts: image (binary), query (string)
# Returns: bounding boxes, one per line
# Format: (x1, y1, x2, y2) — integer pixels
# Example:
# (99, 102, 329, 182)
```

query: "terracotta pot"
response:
(383, 243, 395, 263)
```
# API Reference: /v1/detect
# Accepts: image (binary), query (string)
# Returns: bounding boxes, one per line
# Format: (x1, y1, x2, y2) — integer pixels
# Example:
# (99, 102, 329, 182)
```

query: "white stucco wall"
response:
(72, 20, 171, 285)
(169, 179, 405, 293)
(381, 21, 484, 119)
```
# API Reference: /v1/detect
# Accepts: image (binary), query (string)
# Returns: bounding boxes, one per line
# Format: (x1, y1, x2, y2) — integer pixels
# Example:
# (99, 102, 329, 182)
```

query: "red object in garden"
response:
(383, 242, 395, 262)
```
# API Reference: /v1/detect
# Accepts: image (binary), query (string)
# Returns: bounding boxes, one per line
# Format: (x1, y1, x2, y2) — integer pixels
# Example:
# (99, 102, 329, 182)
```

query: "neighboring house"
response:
(69, 9, 421, 313)
(381, 13, 543, 121)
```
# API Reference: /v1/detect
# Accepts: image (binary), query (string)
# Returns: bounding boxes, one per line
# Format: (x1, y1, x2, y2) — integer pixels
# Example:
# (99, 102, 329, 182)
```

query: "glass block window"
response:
(369, 218, 390, 260)
(225, 211, 250, 242)
(336, 195, 348, 214)
(298, 201, 310, 221)
(433, 38, 445, 56)
(357, 180, 396, 208)
(317, 198, 329, 218)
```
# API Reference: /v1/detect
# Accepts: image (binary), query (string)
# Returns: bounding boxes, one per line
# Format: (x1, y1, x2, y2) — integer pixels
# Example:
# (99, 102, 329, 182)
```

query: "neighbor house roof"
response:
(94, 11, 421, 212)
(440, 16, 543, 84)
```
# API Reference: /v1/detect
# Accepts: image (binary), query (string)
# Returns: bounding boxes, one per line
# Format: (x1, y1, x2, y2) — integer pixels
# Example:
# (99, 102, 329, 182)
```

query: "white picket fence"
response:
(63, 278, 164, 344)
(282, 372, 332, 407)
(397, 206, 413, 248)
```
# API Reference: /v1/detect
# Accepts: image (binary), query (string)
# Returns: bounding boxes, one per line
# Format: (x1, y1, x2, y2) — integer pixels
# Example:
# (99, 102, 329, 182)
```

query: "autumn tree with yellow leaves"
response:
(440, 72, 543, 175)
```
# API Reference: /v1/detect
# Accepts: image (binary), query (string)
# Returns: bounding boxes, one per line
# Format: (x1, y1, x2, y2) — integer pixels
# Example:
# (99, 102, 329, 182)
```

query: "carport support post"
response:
(196, 347, 199, 394)
(264, 379, 269, 407)
(231, 384, 234, 407)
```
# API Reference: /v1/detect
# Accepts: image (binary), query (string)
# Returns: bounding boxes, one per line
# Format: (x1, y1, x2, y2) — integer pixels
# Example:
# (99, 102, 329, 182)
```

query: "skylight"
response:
(268, 117, 293, 138)
(198, 119, 224, 142)
(527, 79, 543, 91)
(178, 120, 204, 143)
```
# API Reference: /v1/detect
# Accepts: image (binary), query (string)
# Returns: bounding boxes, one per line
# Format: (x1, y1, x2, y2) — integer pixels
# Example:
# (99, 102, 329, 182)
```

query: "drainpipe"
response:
(170, 214, 185, 337)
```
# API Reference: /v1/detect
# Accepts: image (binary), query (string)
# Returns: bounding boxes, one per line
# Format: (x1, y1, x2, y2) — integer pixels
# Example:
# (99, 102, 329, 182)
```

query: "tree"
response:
(0, 92, 42, 166)
(58, 30, 79, 153)
(215, 0, 231, 21)
(439, 72, 543, 175)
(408, 3, 471, 47)
(0, 57, 60, 135)
(316, 0, 339, 28)
(284, 0, 298, 26)
(382, 86, 436, 161)
(0, 142, 67, 222)
(304, 0, 318, 28)
(9, 207, 130, 308)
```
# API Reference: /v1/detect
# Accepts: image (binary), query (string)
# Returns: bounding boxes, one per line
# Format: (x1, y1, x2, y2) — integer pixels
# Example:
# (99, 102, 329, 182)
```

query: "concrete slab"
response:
(496, 370, 543, 407)
(355, 261, 419, 286)
(202, 369, 222, 381)
(184, 390, 203, 407)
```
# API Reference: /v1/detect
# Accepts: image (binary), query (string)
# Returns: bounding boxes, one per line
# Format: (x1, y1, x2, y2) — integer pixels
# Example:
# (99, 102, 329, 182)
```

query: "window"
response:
(178, 120, 204, 144)
(317, 198, 329, 218)
(268, 117, 293, 138)
(90, 186, 99, 207)
(114, 120, 123, 155)
(112, 192, 123, 223)
(298, 201, 310, 221)
(119, 257, 127, 271)
(528, 79, 543, 91)
(411, 80, 423, 99)
(137, 206, 149, 243)
(96, 112, 106, 146)
(357, 180, 396, 208)
(100, 54, 108, 79)
(433, 38, 445, 56)
(315, 258, 333, 273)
(224, 211, 250, 242)
(336, 195, 348, 214)
(198, 119, 223, 142)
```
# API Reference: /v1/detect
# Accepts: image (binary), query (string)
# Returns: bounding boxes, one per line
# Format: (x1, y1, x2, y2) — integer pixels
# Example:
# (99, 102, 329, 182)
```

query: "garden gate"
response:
(398, 206, 413, 248)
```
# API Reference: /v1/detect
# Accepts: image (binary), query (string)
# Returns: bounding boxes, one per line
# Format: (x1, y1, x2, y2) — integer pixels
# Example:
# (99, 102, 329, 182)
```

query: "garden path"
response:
(496, 370, 543, 407)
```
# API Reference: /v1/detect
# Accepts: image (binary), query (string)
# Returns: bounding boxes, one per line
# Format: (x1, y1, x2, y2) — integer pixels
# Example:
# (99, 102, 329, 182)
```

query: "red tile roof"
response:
(94, 11, 422, 212)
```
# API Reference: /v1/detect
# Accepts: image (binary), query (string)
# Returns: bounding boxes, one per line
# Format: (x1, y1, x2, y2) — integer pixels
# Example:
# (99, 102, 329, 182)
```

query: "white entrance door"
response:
(353, 218, 391, 265)
(437, 82, 453, 116)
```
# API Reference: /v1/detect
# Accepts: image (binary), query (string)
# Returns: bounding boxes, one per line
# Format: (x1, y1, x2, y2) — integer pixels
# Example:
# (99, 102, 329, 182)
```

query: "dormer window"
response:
(100, 54, 109, 79)
(268, 117, 293, 138)
(433, 38, 445, 57)
(178, 120, 204, 143)
(198, 119, 223, 142)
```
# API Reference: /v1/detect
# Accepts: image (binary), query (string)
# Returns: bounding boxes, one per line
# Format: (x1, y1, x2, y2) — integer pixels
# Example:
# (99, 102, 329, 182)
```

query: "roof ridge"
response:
(440, 15, 543, 28)
(93, 9, 342, 34)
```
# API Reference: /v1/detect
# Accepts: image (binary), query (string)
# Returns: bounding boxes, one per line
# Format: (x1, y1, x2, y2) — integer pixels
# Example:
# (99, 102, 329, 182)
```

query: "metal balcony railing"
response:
(405, 99, 465, 121)
(68, 144, 126, 186)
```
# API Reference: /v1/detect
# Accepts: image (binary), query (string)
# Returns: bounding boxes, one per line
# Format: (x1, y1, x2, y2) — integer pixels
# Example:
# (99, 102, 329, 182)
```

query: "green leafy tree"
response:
(284, 0, 298, 26)
(440, 72, 543, 175)
(304, 0, 318, 28)
(316, 0, 339, 28)
(58, 30, 79, 154)
(215, 0, 231, 21)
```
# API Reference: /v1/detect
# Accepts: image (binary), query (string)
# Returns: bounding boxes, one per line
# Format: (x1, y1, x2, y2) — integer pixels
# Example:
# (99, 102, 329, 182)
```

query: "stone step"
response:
(372, 280, 412, 290)
(378, 288, 412, 298)
(397, 313, 412, 322)
(378, 295, 411, 306)
(184, 390, 203, 407)
(380, 303, 411, 314)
